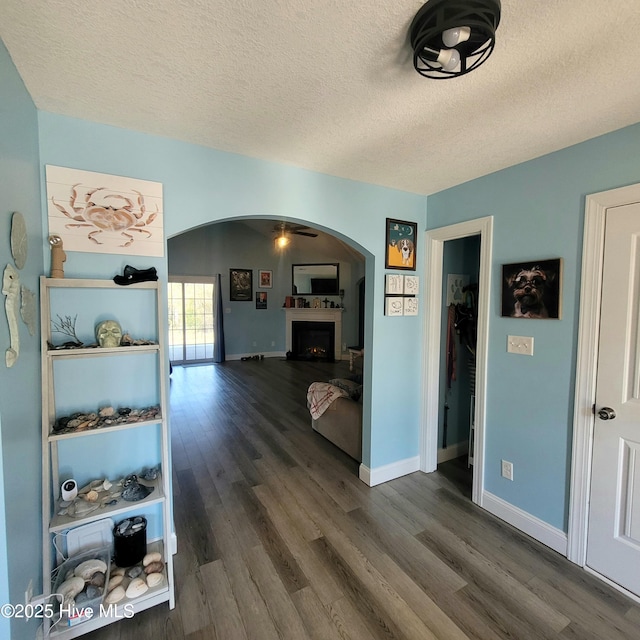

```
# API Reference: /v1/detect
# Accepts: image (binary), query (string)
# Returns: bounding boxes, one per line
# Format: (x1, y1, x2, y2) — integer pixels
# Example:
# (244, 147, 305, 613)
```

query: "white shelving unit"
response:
(40, 277, 174, 638)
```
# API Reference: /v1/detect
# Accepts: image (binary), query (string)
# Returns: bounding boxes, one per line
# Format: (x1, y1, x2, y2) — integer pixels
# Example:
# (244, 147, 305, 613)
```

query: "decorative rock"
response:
(105, 585, 125, 604)
(75, 591, 89, 605)
(85, 489, 99, 502)
(116, 519, 131, 536)
(85, 585, 101, 599)
(99, 406, 115, 417)
(140, 466, 159, 481)
(90, 571, 105, 587)
(74, 558, 108, 580)
(126, 565, 143, 579)
(146, 573, 164, 588)
(143, 551, 162, 566)
(111, 566, 126, 577)
(125, 577, 148, 599)
(67, 419, 82, 429)
(118, 407, 132, 416)
(144, 561, 164, 575)
(122, 475, 153, 502)
(58, 576, 85, 604)
(53, 416, 70, 432)
(107, 575, 124, 591)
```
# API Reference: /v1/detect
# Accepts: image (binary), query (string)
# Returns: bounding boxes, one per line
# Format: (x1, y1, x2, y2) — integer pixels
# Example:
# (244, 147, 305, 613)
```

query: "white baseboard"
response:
(438, 440, 469, 464)
(584, 566, 640, 604)
(359, 456, 420, 487)
(482, 491, 567, 556)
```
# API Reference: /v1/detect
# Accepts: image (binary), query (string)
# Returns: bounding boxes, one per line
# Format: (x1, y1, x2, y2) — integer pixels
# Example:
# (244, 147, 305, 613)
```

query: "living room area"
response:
(167, 219, 366, 364)
(167, 218, 367, 465)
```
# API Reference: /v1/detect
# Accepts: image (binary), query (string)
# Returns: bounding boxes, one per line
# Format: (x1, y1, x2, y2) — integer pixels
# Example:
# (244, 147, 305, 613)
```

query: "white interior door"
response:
(586, 202, 640, 596)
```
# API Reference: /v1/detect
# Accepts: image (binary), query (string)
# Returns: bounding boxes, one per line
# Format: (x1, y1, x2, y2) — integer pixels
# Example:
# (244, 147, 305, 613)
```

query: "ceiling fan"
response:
(272, 223, 318, 238)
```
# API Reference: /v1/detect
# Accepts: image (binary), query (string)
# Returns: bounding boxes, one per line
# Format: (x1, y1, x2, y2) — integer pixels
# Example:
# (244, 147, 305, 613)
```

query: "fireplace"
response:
(284, 308, 343, 361)
(290, 321, 335, 362)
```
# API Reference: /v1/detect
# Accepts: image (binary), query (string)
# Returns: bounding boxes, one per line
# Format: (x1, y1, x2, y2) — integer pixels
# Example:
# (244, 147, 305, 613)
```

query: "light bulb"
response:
(442, 26, 471, 47)
(437, 48, 460, 72)
(276, 234, 290, 249)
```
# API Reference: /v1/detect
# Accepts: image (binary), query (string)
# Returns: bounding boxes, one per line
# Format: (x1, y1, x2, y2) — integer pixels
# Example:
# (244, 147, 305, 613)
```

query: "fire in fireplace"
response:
(289, 321, 335, 362)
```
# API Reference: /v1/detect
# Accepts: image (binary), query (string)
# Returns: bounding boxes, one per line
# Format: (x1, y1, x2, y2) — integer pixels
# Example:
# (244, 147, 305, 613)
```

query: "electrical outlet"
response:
(501, 459, 514, 481)
(271, 341, 275, 347)
(252, 341, 257, 347)
(25, 579, 33, 605)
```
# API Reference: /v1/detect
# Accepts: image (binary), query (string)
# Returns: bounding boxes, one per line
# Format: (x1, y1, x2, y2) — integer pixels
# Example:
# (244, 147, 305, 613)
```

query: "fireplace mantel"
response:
(285, 308, 343, 360)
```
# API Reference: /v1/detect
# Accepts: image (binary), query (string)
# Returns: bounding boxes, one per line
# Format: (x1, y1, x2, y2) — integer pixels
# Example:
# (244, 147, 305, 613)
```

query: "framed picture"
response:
(385, 273, 404, 295)
(385, 218, 417, 270)
(256, 291, 267, 309)
(385, 297, 404, 316)
(501, 258, 562, 319)
(404, 297, 419, 316)
(446, 274, 470, 305)
(258, 269, 273, 288)
(230, 268, 253, 301)
(404, 275, 419, 296)
(46, 165, 164, 257)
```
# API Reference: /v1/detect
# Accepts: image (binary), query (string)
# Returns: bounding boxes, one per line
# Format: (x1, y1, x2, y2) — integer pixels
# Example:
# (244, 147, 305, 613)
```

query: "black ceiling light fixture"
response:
(410, 0, 501, 79)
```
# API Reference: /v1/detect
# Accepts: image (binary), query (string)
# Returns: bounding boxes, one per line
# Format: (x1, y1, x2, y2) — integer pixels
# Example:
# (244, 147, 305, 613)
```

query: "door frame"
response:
(421, 216, 493, 506)
(568, 182, 640, 568)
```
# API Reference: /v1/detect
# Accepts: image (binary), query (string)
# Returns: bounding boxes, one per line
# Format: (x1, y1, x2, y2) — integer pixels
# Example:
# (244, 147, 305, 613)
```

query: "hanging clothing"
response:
(446, 304, 457, 389)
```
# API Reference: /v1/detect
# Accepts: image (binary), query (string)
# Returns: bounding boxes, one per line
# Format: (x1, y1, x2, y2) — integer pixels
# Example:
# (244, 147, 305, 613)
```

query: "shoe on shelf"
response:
(114, 265, 158, 286)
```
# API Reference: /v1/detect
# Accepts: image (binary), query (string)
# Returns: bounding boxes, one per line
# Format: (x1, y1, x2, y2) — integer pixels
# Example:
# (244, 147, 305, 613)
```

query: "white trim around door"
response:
(421, 216, 493, 506)
(568, 182, 640, 565)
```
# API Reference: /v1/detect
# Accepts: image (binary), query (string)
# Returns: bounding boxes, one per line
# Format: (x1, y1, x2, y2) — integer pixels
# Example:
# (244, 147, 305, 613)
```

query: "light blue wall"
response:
(168, 221, 364, 356)
(0, 417, 8, 640)
(37, 112, 426, 469)
(427, 122, 640, 531)
(0, 38, 44, 640)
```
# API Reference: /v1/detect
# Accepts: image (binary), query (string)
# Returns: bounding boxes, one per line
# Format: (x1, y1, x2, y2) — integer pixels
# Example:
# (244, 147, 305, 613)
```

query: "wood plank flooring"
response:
(87, 357, 640, 639)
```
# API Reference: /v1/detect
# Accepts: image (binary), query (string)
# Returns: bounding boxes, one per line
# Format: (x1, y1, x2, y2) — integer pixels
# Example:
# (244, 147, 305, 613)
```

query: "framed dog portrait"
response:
(230, 268, 253, 301)
(501, 258, 562, 319)
(385, 218, 417, 270)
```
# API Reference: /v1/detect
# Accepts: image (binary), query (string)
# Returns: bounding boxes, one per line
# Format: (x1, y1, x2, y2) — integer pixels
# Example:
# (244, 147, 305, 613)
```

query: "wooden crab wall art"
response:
(46, 166, 164, 257)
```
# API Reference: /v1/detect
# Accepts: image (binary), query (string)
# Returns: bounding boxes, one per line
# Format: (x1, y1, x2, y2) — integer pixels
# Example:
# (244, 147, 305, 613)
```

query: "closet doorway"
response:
(421, 217, 493, 506)
(438, 235, 481, 494)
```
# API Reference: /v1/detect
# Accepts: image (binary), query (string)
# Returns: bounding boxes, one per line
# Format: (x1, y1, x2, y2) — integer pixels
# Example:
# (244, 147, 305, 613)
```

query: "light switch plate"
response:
(507, 335, 534, 356)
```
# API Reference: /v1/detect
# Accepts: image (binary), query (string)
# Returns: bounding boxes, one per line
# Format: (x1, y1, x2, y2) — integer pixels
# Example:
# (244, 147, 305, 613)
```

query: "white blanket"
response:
(307, 382, 348, 420)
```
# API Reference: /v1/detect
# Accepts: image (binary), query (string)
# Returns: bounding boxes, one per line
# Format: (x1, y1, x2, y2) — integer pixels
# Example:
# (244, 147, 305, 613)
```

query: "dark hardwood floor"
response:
(88, 357, 640, 639)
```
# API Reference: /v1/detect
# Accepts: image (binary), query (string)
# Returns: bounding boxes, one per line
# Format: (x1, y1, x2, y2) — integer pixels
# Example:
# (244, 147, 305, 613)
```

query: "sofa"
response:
(309, 378, 362, 462)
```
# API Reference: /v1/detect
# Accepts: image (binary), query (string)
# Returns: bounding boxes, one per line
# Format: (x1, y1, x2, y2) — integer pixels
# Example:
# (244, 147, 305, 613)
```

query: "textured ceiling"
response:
(1, 1, 640, 195)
